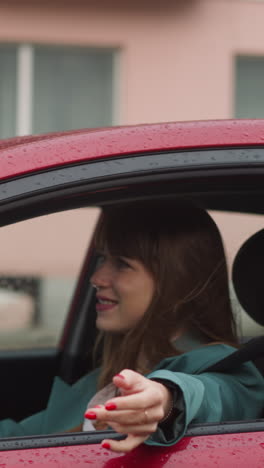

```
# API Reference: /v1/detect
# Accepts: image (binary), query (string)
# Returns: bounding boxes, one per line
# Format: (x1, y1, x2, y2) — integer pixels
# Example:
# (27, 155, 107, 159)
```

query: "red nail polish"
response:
(114, 373, 125, 379)
(102, 442, 111, 450)
(84, 411, 97, 420)
(105, 402, 117, 411)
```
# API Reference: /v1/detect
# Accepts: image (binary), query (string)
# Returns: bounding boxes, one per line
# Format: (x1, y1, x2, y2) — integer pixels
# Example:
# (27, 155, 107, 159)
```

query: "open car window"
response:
(0, 201, 262, 428)
(0, 207, 100, 350)
(211, 210, 264, 340)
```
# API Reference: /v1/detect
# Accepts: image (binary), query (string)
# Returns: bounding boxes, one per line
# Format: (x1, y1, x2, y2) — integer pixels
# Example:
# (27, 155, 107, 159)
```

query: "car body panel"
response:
(1, 119, 264, 180)
(1, 432, 264, 467)
(0, 120, 263, 466)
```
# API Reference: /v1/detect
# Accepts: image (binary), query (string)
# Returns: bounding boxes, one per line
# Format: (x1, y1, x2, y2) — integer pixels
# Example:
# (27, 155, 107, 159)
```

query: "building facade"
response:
(1, 0, 264, 138)
(0, 0, 263, 345)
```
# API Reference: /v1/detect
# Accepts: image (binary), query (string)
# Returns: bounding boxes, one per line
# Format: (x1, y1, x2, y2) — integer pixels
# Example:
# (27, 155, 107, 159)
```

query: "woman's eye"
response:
(96, 254, 106, 268)
(115, 257, 131, 269)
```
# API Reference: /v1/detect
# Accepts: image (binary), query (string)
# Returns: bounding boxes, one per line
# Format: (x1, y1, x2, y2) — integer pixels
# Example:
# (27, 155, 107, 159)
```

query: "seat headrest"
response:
(232, 229, 264, 326)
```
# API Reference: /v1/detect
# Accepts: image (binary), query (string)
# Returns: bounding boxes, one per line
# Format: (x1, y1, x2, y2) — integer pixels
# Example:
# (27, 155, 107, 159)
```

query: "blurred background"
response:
(1, 0, 264, 138)
(0, 0, 263, 348)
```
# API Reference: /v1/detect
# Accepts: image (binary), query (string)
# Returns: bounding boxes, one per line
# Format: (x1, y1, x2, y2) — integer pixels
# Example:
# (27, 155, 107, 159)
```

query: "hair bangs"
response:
(95, 208, 152, 263)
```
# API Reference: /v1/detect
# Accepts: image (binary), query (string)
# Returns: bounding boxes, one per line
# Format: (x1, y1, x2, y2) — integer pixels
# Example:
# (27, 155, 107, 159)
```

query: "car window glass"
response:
(0, 207, 100, 349)
(210, 210, 264, 340)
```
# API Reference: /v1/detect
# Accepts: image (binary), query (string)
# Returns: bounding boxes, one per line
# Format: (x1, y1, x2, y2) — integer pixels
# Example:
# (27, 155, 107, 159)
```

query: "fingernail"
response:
(105, 402, 117, 411)
(94, 405, 102, 408)
(102, 442, 111, 450)
(84, 411, 97, 420)
(114, 373, 125, 379)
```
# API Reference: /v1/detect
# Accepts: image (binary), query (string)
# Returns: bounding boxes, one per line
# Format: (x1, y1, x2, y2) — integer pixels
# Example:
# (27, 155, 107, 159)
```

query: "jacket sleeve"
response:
(145, 362, 264, 446)
(0, 369, 100, 438)
(0, 377, 80, 437)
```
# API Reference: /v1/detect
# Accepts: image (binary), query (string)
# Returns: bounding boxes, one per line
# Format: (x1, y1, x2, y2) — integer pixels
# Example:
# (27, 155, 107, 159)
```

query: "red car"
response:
(0, 120, 263, 467)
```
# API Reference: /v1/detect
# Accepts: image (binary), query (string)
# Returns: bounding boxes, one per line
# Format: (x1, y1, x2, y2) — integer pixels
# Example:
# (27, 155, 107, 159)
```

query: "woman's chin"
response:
(96, 317, 117, 332)
(96, 317, 127, 333)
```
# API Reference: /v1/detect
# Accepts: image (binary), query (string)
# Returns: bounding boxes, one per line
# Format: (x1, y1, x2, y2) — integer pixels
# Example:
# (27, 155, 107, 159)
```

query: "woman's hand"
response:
(84, 369, 173, 453)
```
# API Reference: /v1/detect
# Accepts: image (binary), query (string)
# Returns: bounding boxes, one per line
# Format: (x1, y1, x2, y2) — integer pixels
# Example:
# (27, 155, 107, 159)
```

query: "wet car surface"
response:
(0, 120, 263, 466)
(1, 432, 264, 467)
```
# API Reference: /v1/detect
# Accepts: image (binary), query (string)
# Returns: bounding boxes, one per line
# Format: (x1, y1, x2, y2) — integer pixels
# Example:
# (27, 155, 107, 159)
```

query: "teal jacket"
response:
(0, 344, 263, 446)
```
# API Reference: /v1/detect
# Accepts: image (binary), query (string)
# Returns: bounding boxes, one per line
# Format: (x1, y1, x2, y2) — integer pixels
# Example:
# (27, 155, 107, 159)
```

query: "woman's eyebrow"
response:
(96, 248, 107, 255)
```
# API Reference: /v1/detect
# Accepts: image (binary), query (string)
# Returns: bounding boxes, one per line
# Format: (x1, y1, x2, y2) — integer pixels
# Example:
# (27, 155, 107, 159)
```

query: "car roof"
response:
(0, 120, 264, 179)
(0, 119, 264, 181)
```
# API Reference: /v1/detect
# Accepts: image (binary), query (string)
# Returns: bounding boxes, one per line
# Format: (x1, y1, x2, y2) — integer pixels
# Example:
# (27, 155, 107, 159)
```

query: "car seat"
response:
(203, 230, 264, 421)
(232, 229, 264, 331)
(184, 229, 264, 376)
(232, 229, 264, 373)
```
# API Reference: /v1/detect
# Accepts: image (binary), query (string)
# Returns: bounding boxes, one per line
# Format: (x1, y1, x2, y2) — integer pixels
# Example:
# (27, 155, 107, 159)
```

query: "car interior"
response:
(232, 229, 264, 374)
(233, 229, 263, 332)
(59, 193, 264, 383)
(0, 166, 263, 445)
(202, 228, 264, 375)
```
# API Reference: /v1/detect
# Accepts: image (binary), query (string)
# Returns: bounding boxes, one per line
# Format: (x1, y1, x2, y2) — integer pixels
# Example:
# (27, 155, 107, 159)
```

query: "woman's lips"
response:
(96, 296, 118, 312)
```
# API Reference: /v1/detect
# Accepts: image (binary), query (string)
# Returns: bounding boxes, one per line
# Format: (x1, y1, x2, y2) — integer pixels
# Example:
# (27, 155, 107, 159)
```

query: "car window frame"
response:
(0, 147, 263, 224)
(0, 146, 263, 450)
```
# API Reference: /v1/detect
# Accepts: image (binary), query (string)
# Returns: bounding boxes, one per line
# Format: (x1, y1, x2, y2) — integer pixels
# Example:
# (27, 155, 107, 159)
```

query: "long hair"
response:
(94, 198, 238, 389)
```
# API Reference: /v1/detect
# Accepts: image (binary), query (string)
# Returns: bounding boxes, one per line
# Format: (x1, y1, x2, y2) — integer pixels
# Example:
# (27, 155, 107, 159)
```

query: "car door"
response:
(0, 134, 263, 466)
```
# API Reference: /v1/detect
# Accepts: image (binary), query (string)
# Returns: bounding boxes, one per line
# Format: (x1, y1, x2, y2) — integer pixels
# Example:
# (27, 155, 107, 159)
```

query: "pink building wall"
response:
(0, 0, 262, 276)
(0, 0, 263, 124)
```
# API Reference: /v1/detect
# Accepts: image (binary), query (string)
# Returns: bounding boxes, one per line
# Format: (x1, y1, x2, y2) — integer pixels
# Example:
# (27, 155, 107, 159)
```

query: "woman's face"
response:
(90, 252, 155, 333)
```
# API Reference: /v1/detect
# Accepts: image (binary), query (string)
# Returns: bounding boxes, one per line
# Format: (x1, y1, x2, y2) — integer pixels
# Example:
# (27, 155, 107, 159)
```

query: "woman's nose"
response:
(90, 261, 112, 288)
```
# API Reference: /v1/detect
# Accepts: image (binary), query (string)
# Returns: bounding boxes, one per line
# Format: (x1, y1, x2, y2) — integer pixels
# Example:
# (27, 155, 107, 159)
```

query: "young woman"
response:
(79, 198, 264, 452)
(0, 198, 263, 453)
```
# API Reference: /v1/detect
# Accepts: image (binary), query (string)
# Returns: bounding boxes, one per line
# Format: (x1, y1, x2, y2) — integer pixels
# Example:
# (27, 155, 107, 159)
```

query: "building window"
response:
(0, 44, 114, 139)
(235, 55, 264, 118)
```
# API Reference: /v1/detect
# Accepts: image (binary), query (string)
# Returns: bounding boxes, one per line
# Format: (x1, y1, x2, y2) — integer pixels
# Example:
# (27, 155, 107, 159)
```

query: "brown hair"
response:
(94, 198, 238, 389)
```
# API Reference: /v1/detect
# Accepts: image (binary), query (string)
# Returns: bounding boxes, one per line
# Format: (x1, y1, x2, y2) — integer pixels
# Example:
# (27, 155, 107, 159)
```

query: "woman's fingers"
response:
(101, 434, 149, 453)
(85, 406, 163, 426)
(105, 376, 166, 411)
(104, 391, 159, 410)
(83, 370, 173, 453)
(112, 369, 148, 395)
(108, 420, 158, 435)
(84, 372, 169, 427)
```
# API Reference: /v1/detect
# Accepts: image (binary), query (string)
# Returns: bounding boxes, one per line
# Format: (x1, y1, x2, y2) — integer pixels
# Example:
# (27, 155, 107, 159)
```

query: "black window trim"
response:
(0, 148, 263, 227)
(0, 146, 264, 206)
(1, 419, 264, 451)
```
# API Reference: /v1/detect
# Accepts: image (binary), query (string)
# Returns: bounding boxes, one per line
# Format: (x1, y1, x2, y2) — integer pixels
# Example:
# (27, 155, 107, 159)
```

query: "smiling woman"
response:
(77, 198, 264, 452)
(91, 253, 155, 333)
